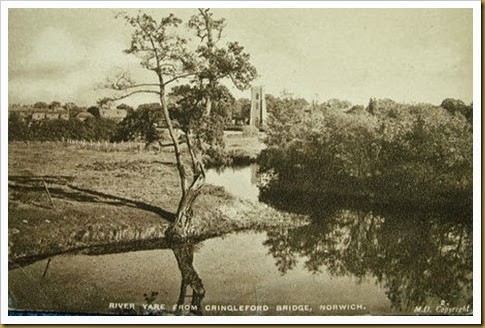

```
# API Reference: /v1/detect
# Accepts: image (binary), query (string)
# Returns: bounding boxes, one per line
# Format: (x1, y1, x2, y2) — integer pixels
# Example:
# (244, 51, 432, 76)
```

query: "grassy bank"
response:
(8, 137, 305, 267)
(222, 132, 266, 166)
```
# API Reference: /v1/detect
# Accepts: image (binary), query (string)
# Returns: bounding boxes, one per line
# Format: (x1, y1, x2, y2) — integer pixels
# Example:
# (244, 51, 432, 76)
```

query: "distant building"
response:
(31, 109, 70, 121)
(45, 112, 60, 120)
(32, 111, 47, 121)
(99, 108, 127, 122)
(75, 112, 95, 121)
(249, 86, 267, 129)
(10, 104, 71, 121)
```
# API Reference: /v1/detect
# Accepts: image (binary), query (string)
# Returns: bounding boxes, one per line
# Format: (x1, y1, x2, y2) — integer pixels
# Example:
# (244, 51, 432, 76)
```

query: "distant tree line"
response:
(8, 113, 119, 142)
(8, 96, 254, 143)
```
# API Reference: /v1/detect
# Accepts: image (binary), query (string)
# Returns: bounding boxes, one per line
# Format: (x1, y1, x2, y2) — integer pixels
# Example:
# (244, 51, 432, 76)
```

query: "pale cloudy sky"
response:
(8, 8, 473, 107)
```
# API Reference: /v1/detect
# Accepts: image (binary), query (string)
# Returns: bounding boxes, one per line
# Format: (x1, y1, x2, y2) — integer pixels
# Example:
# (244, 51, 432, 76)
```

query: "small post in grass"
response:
(42, 258, 52, 278)
(41, 178, 54, 207)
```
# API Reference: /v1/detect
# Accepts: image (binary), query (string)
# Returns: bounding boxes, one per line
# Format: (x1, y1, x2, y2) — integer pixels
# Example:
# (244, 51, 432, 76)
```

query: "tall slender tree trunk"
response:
(171, 172, 205, 238)
(159, 83, 187, 196)
(158, 79, 206, 240)
(171, 133, 206, 238)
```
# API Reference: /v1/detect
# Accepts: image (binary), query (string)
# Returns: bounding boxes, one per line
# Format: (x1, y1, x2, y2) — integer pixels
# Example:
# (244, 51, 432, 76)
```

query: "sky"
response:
(8, 8, 473, 107)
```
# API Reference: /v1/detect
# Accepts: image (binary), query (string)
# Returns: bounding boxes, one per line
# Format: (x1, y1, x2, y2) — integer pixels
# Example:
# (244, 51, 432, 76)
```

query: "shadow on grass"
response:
(8, 175, 175, 222)
(9, 175, 76, 184)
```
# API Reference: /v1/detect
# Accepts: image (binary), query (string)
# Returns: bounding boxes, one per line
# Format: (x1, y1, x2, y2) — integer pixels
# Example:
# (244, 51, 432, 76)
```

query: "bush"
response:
(8, 113, 31, 141)
(260, 97, 472, 208)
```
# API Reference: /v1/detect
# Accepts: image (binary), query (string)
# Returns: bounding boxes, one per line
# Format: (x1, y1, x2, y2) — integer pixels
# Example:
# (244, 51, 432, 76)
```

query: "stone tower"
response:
(249, 86, 267, 128)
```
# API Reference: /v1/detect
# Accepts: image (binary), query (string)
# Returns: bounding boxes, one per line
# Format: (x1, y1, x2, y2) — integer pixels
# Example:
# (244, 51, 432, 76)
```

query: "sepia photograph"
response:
(0, 1, 480, 324)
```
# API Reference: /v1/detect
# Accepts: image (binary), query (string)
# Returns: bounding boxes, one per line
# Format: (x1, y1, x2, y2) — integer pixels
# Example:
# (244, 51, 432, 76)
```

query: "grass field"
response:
(8, 136, 306, 267)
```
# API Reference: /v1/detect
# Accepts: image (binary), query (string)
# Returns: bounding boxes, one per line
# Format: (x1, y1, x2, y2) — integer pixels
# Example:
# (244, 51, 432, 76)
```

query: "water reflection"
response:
(263, 207, 472, 311)
(172, 243, 205, 315)
(8, 164, 473, 316)
(9, 211, 472, 316)
(154, 165, 472, 314)
(205, 164, 260, 202)
(106, 241, 206, 316)
(168, 201, 472, 314)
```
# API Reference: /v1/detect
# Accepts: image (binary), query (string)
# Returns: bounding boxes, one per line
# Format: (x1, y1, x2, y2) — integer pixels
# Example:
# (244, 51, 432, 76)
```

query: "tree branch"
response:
(112, 83, 160, 91)
(135, 19, 163, 71)
(108, 89, 160, 101)
(157, 138, 187, 148)
(163, 73, 196, 86)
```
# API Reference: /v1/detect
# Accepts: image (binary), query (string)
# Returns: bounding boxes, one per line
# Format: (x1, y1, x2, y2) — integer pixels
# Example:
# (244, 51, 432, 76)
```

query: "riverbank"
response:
(8, 139, 306, 268)
(224, 132, 266, 165)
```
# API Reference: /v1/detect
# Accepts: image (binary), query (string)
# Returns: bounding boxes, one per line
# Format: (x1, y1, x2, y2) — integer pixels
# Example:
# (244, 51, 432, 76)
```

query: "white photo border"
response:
(0, 0, 481, 324)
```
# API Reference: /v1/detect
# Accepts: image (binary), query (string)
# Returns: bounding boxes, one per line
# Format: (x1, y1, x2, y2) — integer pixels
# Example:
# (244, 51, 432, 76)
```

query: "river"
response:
(8, 165, 473, 316)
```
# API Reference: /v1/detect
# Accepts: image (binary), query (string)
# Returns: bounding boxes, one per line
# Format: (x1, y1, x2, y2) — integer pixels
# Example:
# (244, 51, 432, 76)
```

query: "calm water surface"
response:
(205, 164, 260, 202)
(9, 165, 473, 316)
(9, 232, 393, 315)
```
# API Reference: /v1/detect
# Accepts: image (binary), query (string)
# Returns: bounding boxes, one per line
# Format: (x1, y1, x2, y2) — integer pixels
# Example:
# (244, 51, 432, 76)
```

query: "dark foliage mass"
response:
(259, 97, 473, 208)
(112, 103, 166, 144)
(263, 204, 472, 310)
(8, 114, 118, 142)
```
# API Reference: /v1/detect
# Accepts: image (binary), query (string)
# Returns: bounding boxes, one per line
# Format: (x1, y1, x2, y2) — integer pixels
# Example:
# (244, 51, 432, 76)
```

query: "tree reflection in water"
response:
(75, 240, 206, 316)
(263, 205, 472, 311)
(172, 242, 205, 315)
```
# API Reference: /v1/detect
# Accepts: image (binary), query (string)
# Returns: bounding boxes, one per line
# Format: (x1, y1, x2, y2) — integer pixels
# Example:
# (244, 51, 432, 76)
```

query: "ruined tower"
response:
(249, 86, 267, 129)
